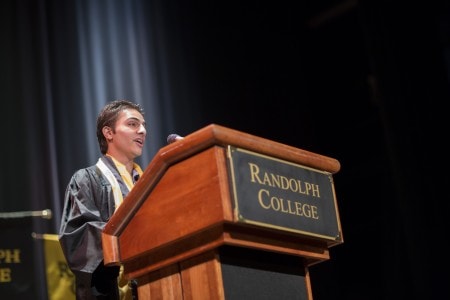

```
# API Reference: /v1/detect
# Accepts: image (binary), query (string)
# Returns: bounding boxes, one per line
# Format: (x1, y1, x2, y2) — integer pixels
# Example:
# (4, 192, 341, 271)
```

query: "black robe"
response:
(59, 164, 120, 299)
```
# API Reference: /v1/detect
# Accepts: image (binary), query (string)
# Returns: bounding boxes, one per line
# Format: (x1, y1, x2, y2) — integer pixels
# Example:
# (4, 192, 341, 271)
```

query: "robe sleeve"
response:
(58, 166, 119, 292)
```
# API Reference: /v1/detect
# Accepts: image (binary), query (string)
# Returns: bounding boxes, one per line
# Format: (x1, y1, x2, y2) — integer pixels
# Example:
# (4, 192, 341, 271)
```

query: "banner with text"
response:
(0, 218, 38, 299)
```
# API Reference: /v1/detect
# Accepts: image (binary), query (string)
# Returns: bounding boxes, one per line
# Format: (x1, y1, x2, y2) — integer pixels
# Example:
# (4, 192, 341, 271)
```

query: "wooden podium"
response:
(102, 124, 343, 299)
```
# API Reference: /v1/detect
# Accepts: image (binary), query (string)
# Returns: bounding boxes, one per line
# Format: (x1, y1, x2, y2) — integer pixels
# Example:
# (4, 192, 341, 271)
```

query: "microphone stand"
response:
(0, 209, 52, 219)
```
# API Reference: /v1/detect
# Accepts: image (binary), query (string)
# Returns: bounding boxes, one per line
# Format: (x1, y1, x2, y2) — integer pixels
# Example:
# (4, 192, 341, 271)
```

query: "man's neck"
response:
(105, 153, 134, 174)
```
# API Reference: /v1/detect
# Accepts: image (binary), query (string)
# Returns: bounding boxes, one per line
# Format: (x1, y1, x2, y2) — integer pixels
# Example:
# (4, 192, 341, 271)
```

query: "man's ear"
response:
(102, 126, 113, 140)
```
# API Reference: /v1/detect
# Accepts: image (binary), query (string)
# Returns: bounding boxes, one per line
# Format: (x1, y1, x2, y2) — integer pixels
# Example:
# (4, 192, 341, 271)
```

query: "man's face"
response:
(105, 108, 146, 162)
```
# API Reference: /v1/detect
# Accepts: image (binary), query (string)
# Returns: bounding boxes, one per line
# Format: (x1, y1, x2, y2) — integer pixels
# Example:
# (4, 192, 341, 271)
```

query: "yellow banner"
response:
(42, 234, 75, 300)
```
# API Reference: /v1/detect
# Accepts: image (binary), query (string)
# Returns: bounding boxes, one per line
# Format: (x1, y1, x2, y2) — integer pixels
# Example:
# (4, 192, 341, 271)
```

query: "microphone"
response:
(167, 133, 184, 144)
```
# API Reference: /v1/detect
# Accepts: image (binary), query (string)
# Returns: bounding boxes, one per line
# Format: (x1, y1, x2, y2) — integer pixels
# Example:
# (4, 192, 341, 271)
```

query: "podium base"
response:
(135, 246, 311, 299)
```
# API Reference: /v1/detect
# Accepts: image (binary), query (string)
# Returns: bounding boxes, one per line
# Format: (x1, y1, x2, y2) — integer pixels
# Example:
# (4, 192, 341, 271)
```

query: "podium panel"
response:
(220, 246, 310, 299)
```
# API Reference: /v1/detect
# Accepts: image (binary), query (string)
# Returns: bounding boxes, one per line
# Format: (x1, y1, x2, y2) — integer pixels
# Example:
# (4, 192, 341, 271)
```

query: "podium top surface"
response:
(159, 124, 340, 174)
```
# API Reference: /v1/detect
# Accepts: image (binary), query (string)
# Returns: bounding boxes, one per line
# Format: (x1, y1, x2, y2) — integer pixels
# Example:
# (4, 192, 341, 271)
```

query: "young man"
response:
(59, 100, 147, 299)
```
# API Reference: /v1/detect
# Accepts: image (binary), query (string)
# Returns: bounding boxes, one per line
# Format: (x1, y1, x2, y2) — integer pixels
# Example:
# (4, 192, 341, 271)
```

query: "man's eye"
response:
(128, 120, 145, 128)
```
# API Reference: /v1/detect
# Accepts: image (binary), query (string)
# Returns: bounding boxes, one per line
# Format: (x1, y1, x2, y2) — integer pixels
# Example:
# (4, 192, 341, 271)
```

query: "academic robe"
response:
(59, 165, 120, 300)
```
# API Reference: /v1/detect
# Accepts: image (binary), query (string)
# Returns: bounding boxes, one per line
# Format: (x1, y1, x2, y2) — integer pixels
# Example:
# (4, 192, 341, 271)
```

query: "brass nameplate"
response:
(227, 146, 342, 243)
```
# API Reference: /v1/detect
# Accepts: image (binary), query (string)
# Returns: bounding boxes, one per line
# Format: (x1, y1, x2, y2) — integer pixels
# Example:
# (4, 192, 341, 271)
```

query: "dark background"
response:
(1, 1, 449, 299)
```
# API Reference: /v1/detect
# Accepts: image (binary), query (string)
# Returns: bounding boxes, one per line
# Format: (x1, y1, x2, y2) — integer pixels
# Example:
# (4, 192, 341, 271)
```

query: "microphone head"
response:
(167, 134, 184, 144)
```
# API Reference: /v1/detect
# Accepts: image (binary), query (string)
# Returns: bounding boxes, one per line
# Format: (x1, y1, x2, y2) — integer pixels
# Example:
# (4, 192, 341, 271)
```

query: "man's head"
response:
(96, 100, 146, 156)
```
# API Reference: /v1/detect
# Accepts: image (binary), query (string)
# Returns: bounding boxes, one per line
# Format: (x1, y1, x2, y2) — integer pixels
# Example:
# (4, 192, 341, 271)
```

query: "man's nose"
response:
(138, 124, 146, 134)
